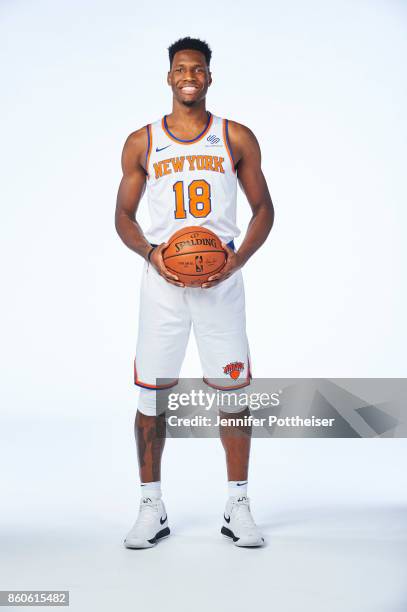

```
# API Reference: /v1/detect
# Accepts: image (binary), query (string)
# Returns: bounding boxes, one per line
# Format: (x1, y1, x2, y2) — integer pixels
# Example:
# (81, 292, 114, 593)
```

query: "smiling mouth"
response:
(180, 86, 199, 94)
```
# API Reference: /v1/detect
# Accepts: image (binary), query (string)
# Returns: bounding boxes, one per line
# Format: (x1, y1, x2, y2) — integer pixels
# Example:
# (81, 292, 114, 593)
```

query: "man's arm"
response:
(115, 127, 152, 260)
(202, 121, 274, 287)
(115, 128, 183, 286)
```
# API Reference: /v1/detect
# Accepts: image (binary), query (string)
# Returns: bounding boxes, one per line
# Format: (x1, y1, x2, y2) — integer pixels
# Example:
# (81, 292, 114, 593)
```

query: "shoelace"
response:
(232, 499, 257, 530)
(133, 498, 159, 528)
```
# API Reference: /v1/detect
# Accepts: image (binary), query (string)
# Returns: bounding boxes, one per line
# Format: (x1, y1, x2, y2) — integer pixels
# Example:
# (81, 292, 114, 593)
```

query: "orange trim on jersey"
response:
(134, 358, 178, 390)
(145, 124, 153, 178)
(223, 118, 236, 174)
(161, 113, 214, 145)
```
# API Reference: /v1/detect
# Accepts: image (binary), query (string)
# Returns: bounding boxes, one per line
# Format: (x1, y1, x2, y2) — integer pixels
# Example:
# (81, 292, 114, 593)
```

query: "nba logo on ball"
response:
(163, 226, 227, 287)
(195, 255, 204, 272)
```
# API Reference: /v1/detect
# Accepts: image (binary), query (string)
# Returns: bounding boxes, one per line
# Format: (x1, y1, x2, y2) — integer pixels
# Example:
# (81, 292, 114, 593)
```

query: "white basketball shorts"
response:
(134, 257, 252, 415)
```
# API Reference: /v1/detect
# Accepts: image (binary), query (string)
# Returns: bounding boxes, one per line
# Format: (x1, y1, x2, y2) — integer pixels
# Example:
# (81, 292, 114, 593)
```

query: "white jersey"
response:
(143, 111, 240, 245)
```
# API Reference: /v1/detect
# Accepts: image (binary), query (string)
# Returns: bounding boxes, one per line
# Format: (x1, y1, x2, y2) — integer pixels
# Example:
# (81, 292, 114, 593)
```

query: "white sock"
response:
(228, 480, 248, 498)
(140, 481, 162, 499)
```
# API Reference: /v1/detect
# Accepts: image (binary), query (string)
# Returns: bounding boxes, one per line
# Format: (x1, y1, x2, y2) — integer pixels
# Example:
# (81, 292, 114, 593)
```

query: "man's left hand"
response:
(201, 243, 244, 288)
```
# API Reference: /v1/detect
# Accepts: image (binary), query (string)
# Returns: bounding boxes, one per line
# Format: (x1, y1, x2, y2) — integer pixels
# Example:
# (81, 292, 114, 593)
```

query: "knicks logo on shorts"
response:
(223, 361, 245, 380)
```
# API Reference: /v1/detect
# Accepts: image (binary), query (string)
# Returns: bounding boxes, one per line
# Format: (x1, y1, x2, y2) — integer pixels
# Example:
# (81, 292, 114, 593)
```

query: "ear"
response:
(208, 71, 212, 87)
(167, 71, 172, 86)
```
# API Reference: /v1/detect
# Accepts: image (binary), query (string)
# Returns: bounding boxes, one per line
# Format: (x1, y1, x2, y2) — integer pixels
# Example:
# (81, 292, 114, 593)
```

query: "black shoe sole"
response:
(148, 526, 171, 544)
(221, 525, 265, 547)
(221, 526, 239, 542)
(124, 526, 170, 549)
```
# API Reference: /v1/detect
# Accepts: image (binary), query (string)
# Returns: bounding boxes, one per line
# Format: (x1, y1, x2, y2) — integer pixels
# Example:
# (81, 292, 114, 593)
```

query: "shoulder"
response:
(226, 120, 259, 146)
(223, 119, 261, 164)
(121, 125, 150, 172)
(123, 125, 149, 155)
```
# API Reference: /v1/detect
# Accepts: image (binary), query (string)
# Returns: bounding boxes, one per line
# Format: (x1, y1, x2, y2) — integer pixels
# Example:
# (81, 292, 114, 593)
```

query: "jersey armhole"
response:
(144, 124, 152, 178)
(223, 118, 236, 174)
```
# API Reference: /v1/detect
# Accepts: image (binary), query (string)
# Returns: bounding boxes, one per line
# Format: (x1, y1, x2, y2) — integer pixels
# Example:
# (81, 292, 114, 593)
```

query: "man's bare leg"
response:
(124, 410, 169, 549)
(219, 406, 264, 546)
(135, 410, 166, 482)
(219, 406, 251, 482)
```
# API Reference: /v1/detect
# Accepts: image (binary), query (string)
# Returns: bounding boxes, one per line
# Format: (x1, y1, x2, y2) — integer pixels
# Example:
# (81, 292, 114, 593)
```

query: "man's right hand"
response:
(149, 243, 185, 288)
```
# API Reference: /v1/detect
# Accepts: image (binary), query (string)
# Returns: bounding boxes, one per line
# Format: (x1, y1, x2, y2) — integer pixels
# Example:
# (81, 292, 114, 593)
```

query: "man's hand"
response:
(201, 243, 243, 288)
(150, 243, 185, 287)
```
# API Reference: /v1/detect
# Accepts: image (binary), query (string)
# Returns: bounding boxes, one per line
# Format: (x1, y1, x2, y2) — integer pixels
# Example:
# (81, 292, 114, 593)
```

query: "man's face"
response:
(167, 49, 212, 106)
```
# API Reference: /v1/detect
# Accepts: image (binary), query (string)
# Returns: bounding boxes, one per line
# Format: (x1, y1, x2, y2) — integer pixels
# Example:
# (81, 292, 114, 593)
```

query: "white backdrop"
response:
(1, 2, 406, 611)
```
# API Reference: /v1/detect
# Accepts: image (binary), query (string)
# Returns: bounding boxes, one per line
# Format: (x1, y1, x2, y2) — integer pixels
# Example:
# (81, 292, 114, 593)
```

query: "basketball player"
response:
(115, 37, 274, 548)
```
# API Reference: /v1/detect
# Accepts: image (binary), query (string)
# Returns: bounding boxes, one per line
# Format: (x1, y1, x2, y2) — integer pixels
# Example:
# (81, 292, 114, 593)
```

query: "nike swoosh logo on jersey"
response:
(237, 482, 248, 486)
(156, 145, 171, 152)
(224, 514, 231, 523)
(160, 515, 167, 525)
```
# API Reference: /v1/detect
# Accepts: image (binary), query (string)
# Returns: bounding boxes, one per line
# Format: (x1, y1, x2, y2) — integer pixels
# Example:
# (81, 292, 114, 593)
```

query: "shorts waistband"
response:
(150, 239, 235, 250)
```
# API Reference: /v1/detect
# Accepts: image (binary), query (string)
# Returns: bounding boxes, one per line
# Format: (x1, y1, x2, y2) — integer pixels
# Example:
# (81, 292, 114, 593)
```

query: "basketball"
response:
(163, 226, 227, 287)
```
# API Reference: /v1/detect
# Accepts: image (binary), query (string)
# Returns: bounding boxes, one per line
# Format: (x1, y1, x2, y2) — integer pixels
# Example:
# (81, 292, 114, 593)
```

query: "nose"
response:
(183, 67, 196, 81)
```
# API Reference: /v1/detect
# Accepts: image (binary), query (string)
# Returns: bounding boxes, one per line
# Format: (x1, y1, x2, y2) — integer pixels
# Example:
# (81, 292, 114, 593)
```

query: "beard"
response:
(181, 98, 198, 107)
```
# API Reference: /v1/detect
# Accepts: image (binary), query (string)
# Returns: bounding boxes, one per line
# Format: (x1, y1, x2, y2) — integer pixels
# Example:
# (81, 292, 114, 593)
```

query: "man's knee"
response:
(137, 388, 165, 417)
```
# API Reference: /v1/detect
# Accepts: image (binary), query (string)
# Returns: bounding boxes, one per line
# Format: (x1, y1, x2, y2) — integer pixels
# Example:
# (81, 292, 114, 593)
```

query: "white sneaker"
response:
(222, 496, 265, 547)
(124, 497, 170, 549)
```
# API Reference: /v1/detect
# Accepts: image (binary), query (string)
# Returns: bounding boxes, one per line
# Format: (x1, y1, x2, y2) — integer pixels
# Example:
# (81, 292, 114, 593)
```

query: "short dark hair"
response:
(168, 37, 212, 67)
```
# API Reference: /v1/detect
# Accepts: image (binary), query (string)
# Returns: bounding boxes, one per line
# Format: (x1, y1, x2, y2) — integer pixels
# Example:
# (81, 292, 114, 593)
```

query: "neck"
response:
(169, 98, 208, 123)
